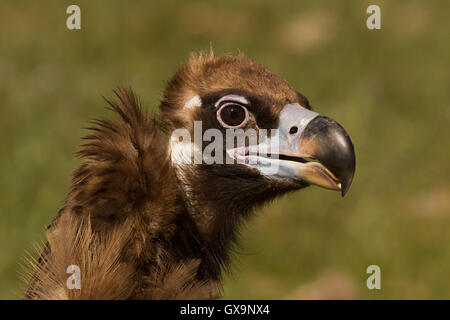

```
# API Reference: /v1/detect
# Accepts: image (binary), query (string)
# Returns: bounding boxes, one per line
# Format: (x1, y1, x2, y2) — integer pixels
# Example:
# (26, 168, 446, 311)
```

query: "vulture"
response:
(22, 52, 355, 300)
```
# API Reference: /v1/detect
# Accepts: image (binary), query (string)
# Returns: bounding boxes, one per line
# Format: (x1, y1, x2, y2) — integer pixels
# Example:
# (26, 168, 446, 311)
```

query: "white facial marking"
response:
(184, 95, 202, 109)
(215, 94, 248, 108)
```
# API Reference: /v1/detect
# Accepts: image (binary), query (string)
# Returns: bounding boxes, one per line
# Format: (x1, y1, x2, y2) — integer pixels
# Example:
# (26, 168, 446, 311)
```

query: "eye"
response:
(216, 103, 249, 129)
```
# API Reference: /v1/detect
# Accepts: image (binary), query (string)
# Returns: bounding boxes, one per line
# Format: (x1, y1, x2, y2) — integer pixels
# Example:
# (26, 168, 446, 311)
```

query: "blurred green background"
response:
(1, 0, 449, 299)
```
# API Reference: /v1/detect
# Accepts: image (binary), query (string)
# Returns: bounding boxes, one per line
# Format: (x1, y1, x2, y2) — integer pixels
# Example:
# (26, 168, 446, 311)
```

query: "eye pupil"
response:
(230, 107, 239, 118)
(218, 104, 248, 128)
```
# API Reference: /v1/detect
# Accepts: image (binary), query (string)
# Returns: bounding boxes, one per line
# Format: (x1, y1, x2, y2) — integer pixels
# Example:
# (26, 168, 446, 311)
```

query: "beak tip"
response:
(341, 188, 348, 197)
(340, 174, 354, 197)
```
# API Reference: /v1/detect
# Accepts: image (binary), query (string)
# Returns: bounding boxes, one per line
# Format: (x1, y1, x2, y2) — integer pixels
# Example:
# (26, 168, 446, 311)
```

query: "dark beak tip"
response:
(341, 180, 351, 197)
(341, 188, 346, 197)
(340, 166, 355, 197)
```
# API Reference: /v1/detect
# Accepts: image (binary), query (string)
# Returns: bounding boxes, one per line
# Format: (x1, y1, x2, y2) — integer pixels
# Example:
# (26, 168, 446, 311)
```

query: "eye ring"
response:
(216, 103, 249, 129)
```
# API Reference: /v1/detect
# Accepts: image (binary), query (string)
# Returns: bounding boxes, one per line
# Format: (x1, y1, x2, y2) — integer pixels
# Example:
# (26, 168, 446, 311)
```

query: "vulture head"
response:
(161, 53, 355, 237)
(24, 52, 355, 299)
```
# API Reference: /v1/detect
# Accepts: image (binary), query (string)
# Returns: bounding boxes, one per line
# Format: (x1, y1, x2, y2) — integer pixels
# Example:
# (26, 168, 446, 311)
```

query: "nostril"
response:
(289, 126, 298, 135)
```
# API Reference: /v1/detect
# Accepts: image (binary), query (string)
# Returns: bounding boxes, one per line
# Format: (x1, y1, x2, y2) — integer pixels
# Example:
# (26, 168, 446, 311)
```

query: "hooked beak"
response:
(293, 115, 356, 196)
(228, 104, 356, 196)
(275, 104, 355, 196)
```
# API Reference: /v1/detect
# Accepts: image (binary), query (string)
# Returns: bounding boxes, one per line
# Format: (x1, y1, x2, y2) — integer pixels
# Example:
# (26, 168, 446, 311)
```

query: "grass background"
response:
(0, 0, 449, 299)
